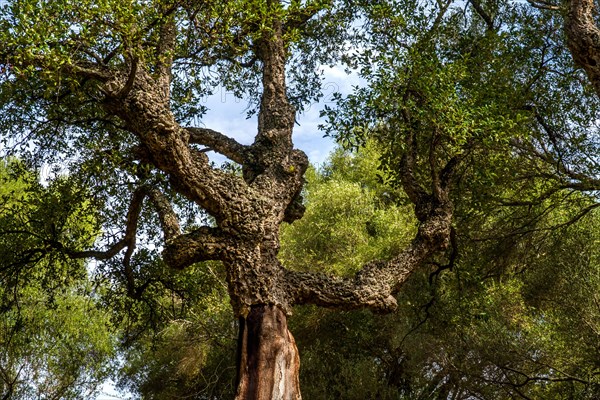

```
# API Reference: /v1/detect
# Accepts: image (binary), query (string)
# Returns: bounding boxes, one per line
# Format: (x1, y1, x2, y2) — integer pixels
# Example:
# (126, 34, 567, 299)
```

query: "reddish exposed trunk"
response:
(235, 305, 301, 400)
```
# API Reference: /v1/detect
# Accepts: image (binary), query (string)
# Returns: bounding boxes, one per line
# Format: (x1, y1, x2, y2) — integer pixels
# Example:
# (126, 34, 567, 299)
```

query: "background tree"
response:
(0, 160, 115, 400)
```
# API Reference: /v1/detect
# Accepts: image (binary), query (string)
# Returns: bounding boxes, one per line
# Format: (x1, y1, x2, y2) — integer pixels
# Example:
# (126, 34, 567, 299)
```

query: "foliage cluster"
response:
(0, 161, 115, 400)
(1, 0, 600, 398)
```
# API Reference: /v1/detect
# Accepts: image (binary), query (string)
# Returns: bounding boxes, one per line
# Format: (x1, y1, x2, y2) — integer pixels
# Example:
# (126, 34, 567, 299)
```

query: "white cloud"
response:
(320, 65, 362, 94)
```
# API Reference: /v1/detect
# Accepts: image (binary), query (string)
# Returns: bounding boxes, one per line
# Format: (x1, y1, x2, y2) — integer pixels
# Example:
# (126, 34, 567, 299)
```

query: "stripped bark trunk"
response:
(235, 305, 301, 400)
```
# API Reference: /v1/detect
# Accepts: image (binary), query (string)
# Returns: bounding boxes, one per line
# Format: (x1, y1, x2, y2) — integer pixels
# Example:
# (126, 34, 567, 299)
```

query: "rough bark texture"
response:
(15, 1, 457, 399)
(236, 305, 301, 400)
(10, 0, 600, 397)
(94, 51, 453, 395)
(565, 0, 600, 96)
(50, 0, 456, 316)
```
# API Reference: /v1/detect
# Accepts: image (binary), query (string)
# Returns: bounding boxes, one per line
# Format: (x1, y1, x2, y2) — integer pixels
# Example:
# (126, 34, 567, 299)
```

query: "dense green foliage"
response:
(116, 265, 236, 399)
(0, 161, 115, 399)
(280, 142, 416, 276)
(1, 0, 600, 398)
(289, 146, 600, 399)
(312, 0, 600, 397)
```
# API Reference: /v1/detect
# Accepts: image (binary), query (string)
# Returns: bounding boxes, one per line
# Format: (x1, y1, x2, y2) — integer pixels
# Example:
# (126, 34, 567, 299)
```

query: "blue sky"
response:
(199, 65, 362, 167)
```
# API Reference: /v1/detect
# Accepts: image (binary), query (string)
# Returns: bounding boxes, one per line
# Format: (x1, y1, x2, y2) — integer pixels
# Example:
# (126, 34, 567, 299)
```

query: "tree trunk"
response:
(235, 304, 301, 400)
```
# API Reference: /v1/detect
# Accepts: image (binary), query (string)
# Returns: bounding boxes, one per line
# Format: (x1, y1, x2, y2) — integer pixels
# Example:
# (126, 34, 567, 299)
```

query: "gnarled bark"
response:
(7, 1, 458, 399)
(283, 200, 453, 313)
(565, 0, 600, 96)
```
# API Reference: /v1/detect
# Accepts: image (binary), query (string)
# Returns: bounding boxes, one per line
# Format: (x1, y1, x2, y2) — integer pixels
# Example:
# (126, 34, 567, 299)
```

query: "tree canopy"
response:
(1, 0, 600, 399)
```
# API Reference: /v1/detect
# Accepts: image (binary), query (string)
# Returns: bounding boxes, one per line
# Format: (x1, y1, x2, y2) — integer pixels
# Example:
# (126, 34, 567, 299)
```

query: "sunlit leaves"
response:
(280, 142, 416, 275)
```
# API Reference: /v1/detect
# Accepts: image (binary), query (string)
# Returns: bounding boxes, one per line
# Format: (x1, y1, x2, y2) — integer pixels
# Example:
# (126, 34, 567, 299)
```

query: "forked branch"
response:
(66, 185, 181, 259)
(283, 199, 453, 313)
(66, 186, 149, 260)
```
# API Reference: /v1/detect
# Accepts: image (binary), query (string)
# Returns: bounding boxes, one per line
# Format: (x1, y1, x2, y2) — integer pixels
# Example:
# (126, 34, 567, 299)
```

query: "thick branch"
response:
(102, 70, 257, 221)
(63, 184, 228, 295)
(114, 56, 139, 98)
(283, 203, 453, 313)
(564, 0, 600, 96)
(162, 226, 231, 269)
(254, 1, 295, 151)
(66, 185, 180, 260)
(156, 11, 177, 97)
(186, 127, 249, 164)
(145, 187, 181, 242)
(294, 110, 461, 312)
